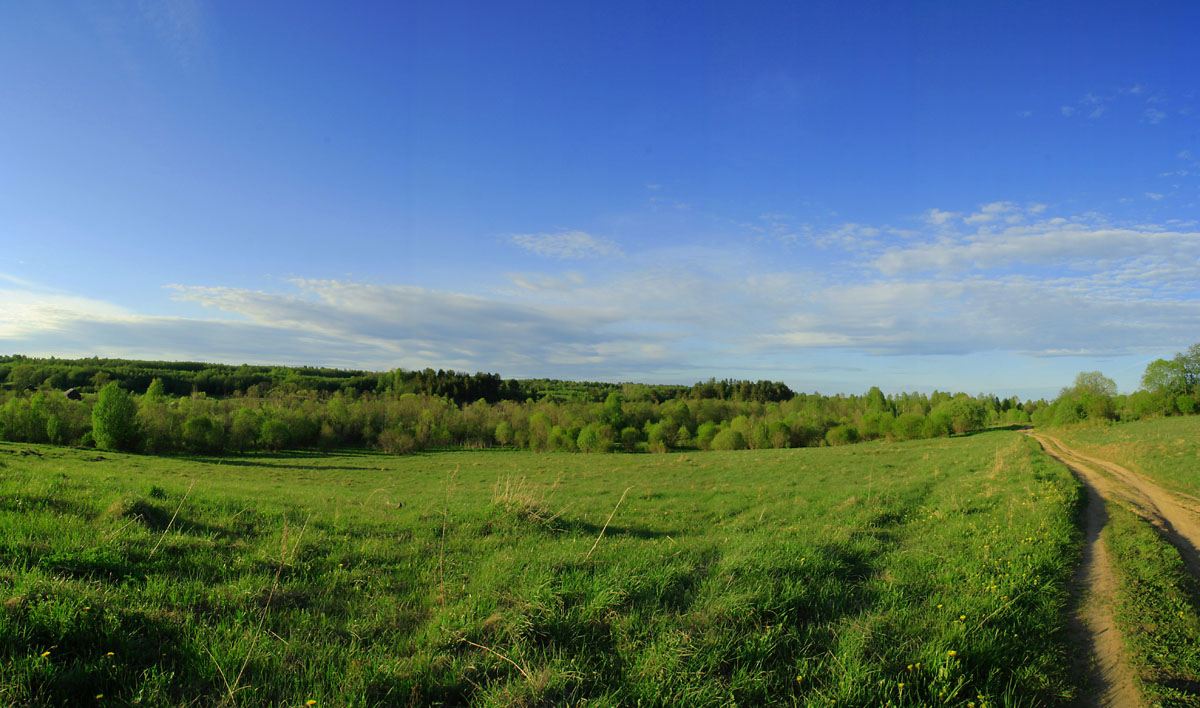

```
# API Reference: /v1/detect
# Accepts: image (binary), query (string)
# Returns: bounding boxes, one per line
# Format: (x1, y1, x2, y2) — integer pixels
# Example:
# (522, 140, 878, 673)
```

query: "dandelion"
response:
(41, 651, 51, 658)
(306, 701, 317, 707)
(106, 652, 115, 657)
(936, 604, 943, 608)
(898, 683, 905, 688)
(959, 615, 966, 620)
(96, 695, 103, 699)
(796, 675, 803, 683)
(948, 650, 958, 657)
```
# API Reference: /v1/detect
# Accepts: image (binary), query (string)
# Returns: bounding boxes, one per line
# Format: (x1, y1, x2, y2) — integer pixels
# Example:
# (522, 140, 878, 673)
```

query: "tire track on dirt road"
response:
(1031, 432, 1200, 708)
(1034, 433, 1200, 579)
(1025, 433, 1143, 708)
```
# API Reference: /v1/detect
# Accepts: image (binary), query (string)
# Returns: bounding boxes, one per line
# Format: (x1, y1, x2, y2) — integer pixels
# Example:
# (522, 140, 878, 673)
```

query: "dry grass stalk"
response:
(149, 479, 196, 558)
(584, 486, 633, 561)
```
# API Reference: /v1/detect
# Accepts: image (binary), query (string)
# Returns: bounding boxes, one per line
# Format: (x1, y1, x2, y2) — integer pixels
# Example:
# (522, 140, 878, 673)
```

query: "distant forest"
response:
(0, 349, 1195, 456)
(0, 355, 792, 404)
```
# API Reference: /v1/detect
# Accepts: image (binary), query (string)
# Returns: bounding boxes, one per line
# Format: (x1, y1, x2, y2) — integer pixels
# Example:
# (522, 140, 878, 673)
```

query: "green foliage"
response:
(1, 357, 1033, 456)
(91, 383, 140, 452)
(824, 424, 858, 446)
(602, 392, 625, 428)
(493, 420, 514, 446)
(144, 377, 165, 400)
(709, 427, 747, 450)
(893, 412, 925, 441)
(619, 426, 640, 452)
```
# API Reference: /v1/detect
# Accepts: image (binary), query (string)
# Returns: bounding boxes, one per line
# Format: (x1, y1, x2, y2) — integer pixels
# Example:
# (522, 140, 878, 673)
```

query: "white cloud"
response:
(1145, 192, 1165, 200)
(1143, 108, 1167, 124)
(962, 201, 1017, 224)
(923, 208, 958, 226)
(6, 204, 1200, 385)
(1061, 106, 1076, 117)
(873, 220, 1200, 276)
(509, 230, 623, 259)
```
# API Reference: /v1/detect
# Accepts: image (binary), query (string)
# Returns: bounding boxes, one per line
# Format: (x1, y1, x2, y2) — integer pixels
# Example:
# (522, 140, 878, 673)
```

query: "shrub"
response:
(710, 428, 747, 451)
(92, 383, 140, 451)
(825, 424, 858, 446)
(620, 426, 640, 452)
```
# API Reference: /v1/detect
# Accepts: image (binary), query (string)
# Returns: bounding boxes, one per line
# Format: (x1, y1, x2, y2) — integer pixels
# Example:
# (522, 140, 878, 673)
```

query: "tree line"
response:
(0, 356, 796, 405)
(0, 359, 1034, 455)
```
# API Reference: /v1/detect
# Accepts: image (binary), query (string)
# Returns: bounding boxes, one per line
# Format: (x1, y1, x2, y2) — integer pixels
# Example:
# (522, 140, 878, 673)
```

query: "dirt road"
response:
(1029, 432, 1200, 708)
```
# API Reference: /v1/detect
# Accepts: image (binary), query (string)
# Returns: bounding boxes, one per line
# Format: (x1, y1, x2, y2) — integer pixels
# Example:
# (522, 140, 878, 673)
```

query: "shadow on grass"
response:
(178, 457, 380, 472)
(1, 600, 218, 705)
(953, 424, 1034, 438)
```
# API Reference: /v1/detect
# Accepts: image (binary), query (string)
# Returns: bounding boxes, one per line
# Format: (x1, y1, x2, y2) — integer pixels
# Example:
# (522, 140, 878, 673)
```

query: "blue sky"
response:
(2, 1, 1199, 400)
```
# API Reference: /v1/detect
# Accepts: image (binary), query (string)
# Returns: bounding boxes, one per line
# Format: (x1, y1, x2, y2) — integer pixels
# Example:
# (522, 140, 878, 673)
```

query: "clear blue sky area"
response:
(2, 1, 1198, 399)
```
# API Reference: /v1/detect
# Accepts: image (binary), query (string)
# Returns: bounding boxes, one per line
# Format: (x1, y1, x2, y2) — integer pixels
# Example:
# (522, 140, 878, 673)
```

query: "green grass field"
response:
(1051, 416, 1200, 497)
(2, 433, 1083, 707)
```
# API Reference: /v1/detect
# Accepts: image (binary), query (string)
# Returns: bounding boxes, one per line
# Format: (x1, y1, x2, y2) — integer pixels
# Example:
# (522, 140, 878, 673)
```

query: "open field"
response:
(2, 433, 1083, 707)
(1051, 416, 1200, 498)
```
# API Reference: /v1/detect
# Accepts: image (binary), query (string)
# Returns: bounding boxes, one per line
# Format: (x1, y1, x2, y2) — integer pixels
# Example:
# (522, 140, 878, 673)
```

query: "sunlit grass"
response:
(1, 433, 1081, 706)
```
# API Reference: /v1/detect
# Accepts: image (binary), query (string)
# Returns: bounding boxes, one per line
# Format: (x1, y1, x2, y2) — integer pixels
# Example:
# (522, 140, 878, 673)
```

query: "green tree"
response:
(145, 377, 166, 400)
(602, 392, 625, 428)
(92, 382, 140, 451)
(1067, 371, 1118, 398)
(494, 420, 514, 446)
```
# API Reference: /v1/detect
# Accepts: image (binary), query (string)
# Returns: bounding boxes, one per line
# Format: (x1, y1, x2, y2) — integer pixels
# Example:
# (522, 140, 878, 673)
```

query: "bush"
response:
(695, 422, 719, 450)
(710, 428, 747, 450)
(1177, 394, 1197, 415)
(378, 427, 418, 454)
(620, 426, 640, 452)
(825, 424, 858, 446)
(892, 413, 925, 441)
(92, 383, 140, 452)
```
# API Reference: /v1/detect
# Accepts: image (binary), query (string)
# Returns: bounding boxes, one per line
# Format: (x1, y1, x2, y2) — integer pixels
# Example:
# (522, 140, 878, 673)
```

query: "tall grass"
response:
(1, 433, 1082, 706)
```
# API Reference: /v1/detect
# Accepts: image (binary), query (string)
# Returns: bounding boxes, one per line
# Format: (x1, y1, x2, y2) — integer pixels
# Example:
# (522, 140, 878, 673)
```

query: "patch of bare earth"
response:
(1031, 432, 1200, 708)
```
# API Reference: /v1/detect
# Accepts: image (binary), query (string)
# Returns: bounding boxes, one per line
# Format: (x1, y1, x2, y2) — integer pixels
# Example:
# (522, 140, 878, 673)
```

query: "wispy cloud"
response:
(5, 205, 1200, 383)
(509, 230, 623, 259)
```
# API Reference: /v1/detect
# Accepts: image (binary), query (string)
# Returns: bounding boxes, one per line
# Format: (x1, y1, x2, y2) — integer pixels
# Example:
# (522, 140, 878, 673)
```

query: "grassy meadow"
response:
(1, 432, 1084, 707)
(1051, 415, 1200, 497)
